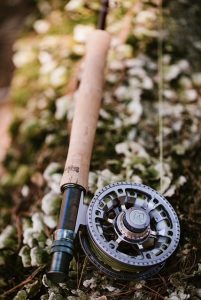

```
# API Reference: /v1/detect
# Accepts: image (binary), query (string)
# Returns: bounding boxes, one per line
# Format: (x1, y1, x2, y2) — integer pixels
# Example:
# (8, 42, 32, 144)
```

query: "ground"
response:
(0, 0, 201, 299)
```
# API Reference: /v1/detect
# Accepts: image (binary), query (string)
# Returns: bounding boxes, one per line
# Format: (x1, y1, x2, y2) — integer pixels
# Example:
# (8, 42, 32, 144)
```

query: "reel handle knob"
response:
(60, 30, 111, 190)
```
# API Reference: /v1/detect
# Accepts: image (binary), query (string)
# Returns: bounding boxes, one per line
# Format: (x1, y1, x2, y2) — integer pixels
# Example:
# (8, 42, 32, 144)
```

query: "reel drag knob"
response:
(123, 207, 150, 233)
(80, 182, 180, 280)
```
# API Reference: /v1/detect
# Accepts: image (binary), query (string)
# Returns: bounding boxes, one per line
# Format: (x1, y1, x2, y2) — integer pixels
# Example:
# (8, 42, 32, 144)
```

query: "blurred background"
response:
(0, 0, 201, 299)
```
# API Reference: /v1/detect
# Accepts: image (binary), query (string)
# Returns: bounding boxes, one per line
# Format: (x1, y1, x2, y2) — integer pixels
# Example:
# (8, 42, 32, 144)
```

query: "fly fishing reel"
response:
(80, 182, 180, 280)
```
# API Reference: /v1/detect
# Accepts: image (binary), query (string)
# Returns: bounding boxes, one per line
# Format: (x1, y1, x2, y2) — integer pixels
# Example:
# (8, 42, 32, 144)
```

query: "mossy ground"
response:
(0, 0, 201, 299)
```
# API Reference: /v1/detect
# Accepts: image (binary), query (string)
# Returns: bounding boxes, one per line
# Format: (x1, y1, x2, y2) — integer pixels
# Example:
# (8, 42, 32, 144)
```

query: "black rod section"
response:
(97, 0, 109, 30)
(47, 184, 85, 283)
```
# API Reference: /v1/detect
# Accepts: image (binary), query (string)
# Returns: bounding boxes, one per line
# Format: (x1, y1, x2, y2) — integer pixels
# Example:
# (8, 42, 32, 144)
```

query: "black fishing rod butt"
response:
(47, 251, 71, 283)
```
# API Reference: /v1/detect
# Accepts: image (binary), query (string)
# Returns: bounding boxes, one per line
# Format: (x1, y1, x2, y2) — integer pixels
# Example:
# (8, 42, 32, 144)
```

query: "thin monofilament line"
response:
(158, 0, 164, 192)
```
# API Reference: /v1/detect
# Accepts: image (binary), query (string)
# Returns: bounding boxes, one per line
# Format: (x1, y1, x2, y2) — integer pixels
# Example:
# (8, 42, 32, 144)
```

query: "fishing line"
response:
(158, 0, 164, 192)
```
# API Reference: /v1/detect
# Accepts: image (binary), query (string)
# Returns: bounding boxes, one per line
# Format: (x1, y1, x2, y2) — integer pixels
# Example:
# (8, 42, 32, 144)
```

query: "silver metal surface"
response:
(54, 229, 75, 240)
(86, 182, 180, 272)
(74, 192, 88, 233)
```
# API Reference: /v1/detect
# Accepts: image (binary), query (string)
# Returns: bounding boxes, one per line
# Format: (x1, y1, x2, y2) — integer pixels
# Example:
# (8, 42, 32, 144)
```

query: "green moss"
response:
(12, 87, 31, 106)
(13, 165, 31, 186)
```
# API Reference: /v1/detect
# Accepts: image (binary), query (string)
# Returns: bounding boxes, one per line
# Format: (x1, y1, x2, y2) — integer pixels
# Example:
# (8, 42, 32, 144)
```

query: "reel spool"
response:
(80, 182, 180, 280)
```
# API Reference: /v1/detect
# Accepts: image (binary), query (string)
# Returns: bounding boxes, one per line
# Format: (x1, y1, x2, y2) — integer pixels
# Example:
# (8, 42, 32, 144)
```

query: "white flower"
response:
(43, 162, 61, 182)
(130, 175, 142, 183)
(40, 60, 57, 75)
(73, 25, 94, 43)
(179, 76, 192, 88)
(164, 185, 176, 197)
(21, 185, 30, 197)
(13, 50, 35, 68)
(13, 290, 27, 300)
(164, 65, 180, 81)
(38, 51, 53, 65)
(136, 10, 156, 24)
(32, 213, 44, 233)
(83, 277, 97, 289)
(109, 60, 124, 71)
(30, 246, 43, 266)
(177, 176, 187, 186)
(65, 0, 84, 11)
(134, 27, 158, 38)
(55, 95, 72, 120)
(96, 169, 122, 191)
(116, 44, 133, 59)
(142, 76, 153, 90)
(33, 20, 50, 34)
(0, 225, 15, 249)
(41, 191, 61, 215)
(126, 97, 143, 125)
(115, 141, 149, 158)
(128, 78, 141, 88)
(72, 44, 85, 56)
(163, 89, 177, 100)
(50, 66, 67, 87)
(101, 284, 120, 292)
(88, 172, 98, 192)
(114, 85, 129, 101)
(125, 57, 145, 68)
(192, 73, 201, 86)
(19, 245, 31, 267)
(44, 215, 57, 229)
(177, 59, 190, 72)
(183, 89, 198, 102)
(106, 73, 119, 84)
(128, 67, 146, 78)
(23, 228, 35, 248)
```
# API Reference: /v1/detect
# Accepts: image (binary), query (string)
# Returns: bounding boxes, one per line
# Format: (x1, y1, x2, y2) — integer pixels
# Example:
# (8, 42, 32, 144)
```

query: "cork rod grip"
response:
(60, 30, 111, 190)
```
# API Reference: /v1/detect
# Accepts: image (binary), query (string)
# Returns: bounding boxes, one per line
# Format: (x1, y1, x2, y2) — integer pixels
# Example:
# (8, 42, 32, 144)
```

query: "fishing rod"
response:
(48, 0, 180, 283)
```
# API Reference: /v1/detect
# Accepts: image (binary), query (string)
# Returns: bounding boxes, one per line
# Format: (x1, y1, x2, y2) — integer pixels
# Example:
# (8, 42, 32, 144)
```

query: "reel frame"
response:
(79, 182, 180, 280)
